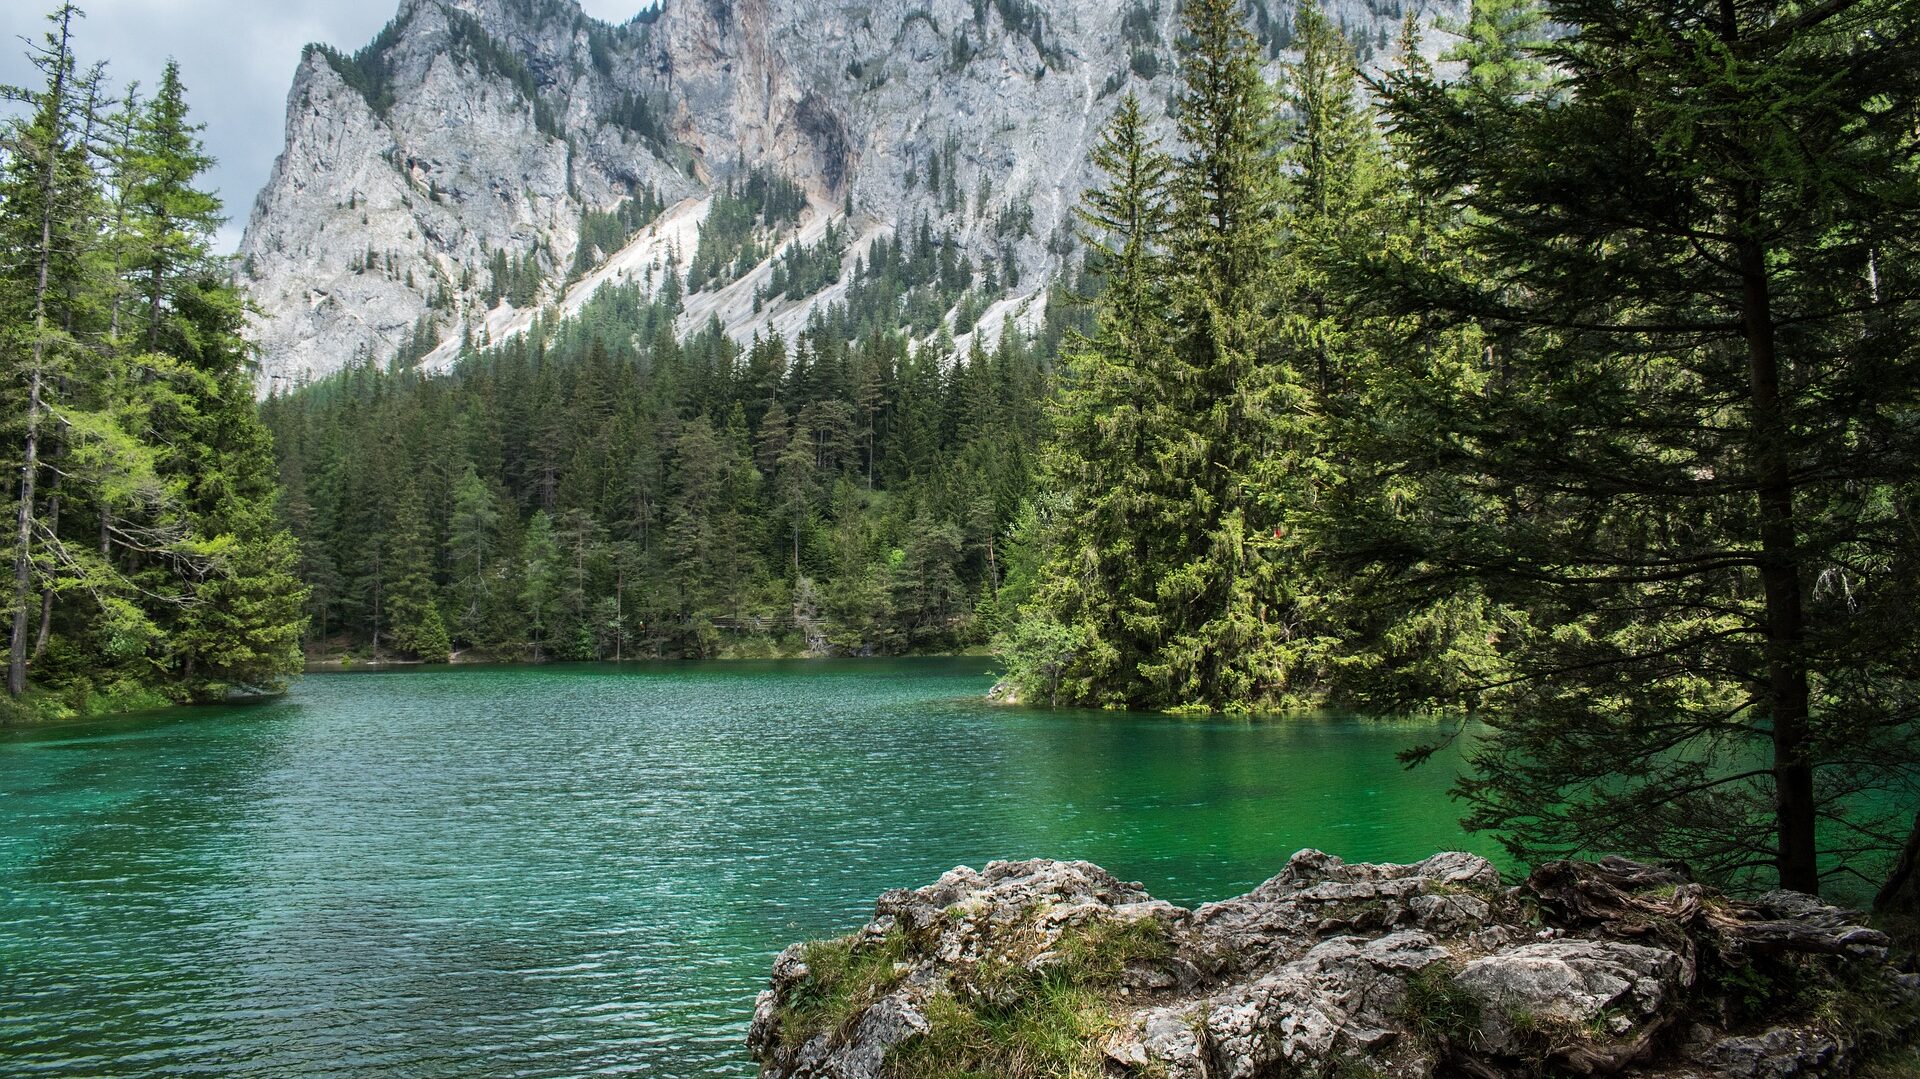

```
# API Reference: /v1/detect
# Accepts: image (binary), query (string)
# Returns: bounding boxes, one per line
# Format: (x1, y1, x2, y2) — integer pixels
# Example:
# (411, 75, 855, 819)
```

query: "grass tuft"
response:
(778, 929, 911, 1047)
(881, 914, 1173, 1079)
(1401, 961, 1481, 1050)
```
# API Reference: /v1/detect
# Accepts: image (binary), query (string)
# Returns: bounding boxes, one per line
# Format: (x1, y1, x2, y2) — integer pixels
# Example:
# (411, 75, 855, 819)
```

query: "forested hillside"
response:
(0, 6, 306, 720)
(261, 272, 1082, 662)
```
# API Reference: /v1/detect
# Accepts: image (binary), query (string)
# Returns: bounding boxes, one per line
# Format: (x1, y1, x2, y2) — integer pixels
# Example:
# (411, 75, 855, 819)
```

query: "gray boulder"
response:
(750, 850, 1920, 1079)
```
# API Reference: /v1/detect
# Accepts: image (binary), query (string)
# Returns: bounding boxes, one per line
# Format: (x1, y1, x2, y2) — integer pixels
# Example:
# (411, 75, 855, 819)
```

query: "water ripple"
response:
(0, 658, 1479, 1077)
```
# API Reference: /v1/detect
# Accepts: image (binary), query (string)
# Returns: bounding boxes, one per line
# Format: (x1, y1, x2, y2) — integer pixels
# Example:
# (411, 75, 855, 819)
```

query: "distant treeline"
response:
(261, 279, 1084, 662)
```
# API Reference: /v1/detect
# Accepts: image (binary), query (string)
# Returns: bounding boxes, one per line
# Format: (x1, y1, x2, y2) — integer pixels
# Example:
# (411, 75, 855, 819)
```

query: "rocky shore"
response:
(749, 851, 1920, 1078)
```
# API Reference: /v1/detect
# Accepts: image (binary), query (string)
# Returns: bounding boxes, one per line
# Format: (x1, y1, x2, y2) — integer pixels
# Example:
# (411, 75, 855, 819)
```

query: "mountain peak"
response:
(241, 0, 1460, 387)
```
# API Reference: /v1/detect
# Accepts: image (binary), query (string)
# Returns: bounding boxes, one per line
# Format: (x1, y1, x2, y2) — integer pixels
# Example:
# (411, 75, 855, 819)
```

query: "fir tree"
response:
(384, 480, 449, 662)
(1008, 95, 1171, 706)
(448, 462, 502, 641)
(1438, 0, 1548, 100)
(125, 60, 219, 352)
(4, 3, 91, 699)
(1376, 0, 1920, 893)
(164, 278, 309, 696)
(519, 510, 560, 661)
(1142, 0, 1294, 709)
(2, 10, 304, 713)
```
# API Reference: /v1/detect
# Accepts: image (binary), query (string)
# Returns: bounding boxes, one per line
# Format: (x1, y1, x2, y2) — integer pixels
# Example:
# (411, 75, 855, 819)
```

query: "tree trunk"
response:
(9, 366, 43, 698)
(34, 432, 63, 662)
(146, 260, 165, 350)
(10, 6, 76, 700)
(32, 490, 55, 661)
(1739, 236, 1819, 896)
(1874, 809, 1920, 916)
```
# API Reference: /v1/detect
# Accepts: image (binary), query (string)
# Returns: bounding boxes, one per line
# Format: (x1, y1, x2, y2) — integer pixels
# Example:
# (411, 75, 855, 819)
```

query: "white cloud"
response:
(0, 1, 650, 252)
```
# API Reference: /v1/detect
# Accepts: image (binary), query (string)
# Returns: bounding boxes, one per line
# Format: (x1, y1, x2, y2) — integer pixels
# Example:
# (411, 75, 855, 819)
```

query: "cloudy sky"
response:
(0, 1, 646, 252)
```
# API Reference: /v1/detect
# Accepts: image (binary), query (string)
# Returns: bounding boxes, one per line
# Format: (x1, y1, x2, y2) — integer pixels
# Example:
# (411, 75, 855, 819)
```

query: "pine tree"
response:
(2, 6, 199, 707)
(2, 13, 305, 712)
(125, 61, 219, 352)
(1140, 0, 1293, 709)
(775, 421, 818, 576)
(1007, 95, 1171, 705)
(891, 509, 964, 650)
(1438, 0, 1548, 100)
(163, 286, 309, 694)
(126, 64, 306, 698)
(384, 480, 449, 662)
(448, 462, 502, 642)
(1276, 8, 1512, 715)
(4, 4, 90, 699)
(551, 507, 605, 660)
(1376, 0, 1920, 893)
(519, 510, 560, 661)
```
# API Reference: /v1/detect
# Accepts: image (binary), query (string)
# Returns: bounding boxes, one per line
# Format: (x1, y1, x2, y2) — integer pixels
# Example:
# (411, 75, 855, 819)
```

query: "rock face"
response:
(748, 851, 1920, 1079)
(239, 0, 696, 386)
(239, 0, 1464, 387)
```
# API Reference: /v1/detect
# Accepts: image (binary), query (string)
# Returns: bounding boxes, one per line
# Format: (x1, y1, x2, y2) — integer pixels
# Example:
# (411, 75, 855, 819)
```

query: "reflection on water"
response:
(0, 658, 1488, 1077)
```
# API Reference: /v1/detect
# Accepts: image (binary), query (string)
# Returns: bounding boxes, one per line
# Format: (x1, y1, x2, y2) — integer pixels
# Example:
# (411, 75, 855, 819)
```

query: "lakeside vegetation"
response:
(1005, 0, 1920, 901)
(0, 5, 306, 723)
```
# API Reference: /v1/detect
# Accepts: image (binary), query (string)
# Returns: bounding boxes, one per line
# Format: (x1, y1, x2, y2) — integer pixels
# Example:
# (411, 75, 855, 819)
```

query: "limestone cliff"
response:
(239, 0, 1459, 387)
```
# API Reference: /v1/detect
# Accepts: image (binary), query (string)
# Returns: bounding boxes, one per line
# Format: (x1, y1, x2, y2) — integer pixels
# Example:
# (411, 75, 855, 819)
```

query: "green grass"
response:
(886, 980, 1118, 1079)
(777, 930, 912, 1047)
(1053, 912, 1174, 984)
(1330, 1057, 1391, 1079)
(1803, 962, 1920, 1049)
(1401, 961, 1481, 1050)
(1860, 1046, 1920, 1079)
(881, 914, 1174, 1079)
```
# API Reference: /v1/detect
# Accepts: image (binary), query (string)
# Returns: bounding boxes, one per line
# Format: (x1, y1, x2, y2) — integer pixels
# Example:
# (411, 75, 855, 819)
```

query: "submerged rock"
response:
(749, 851, 1920, 1079)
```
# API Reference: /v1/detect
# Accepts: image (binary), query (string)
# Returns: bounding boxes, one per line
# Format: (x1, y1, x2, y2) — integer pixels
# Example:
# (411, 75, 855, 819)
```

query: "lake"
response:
(0, 658, 1487, 1077)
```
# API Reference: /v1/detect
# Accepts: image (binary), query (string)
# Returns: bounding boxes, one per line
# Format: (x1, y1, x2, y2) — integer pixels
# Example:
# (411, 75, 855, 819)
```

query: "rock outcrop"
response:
(748, 851, 1920, 1079)
(239, 0, 1465, 387)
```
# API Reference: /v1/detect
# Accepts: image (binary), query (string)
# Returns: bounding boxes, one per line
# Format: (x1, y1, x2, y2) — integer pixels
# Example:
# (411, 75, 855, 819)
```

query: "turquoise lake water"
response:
(0, 658, 1488, 1077)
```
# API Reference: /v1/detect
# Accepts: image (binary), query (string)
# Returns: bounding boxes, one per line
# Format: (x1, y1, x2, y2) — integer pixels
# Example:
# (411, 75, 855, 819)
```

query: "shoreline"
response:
(303, 647, 995, 673)
(3, 652, 1000, 729)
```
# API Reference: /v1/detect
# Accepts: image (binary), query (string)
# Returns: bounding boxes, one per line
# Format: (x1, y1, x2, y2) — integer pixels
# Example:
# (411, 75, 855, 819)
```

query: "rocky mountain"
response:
(239, 0, 1455, 388)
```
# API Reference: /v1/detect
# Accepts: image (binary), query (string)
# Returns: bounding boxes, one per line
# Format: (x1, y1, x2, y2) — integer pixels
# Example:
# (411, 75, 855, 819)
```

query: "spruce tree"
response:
(384, 480, 449, 662)
(1438, 0, 1548, 100)
(125, 61, 219, 352)
(1008, 95, 1171, 705)
(1141, 0, 1293, 709)
(164, 293, 310, 694)
(2, 11, 305, 711)
(518, 510, 560, 660)
(448, 462, 502, 642)
(3, 7, 198, 706)
(4, 4, 89, 699)
(129, 65, 306, 698)
(1376, 0, 1920, 893)
(1262, 3, 1506, 713)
